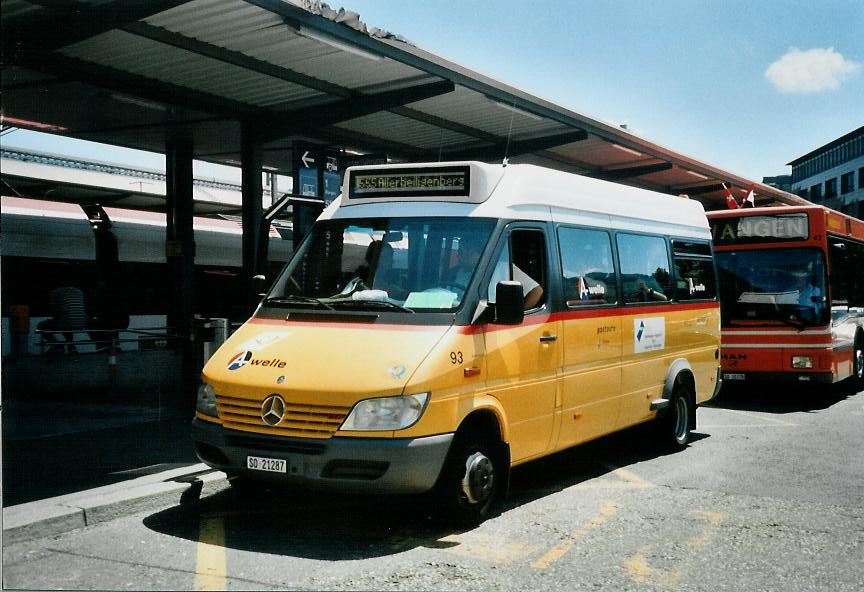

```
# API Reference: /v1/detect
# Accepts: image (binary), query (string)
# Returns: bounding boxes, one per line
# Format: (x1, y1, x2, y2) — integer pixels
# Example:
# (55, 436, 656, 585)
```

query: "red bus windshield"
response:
(715, 248, 828, 328)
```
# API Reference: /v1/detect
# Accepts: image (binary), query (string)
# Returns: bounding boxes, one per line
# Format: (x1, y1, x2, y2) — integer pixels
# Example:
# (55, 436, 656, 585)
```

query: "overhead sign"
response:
(323, 155, 340, 203)
(710, 213, 810, 245)
(297, 149, 318, 198)
(348, 165, 470, 199)
(342, 153, 388, 168)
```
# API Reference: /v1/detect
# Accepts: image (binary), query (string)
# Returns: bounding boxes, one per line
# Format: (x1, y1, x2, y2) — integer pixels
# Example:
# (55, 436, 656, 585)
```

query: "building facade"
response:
(789, 126, 864, 220)
(761, 174, 792, 192)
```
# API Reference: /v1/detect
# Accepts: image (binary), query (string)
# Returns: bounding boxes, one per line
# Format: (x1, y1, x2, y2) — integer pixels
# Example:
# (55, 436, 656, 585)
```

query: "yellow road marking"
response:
(688, 510, 727, 549)
(623, 548, 681, 588)
(688, 530, 713, 549)
(706, 407, 798, 426)
(195, 517, 226, 591)
(624, 510, 726, 584)
(694, 510, 726, 526)
(565, 463, 656, 492)
(531, 500, 618, 569)
(609, 466, 656, 488)
(697, 424, 797, 428)
(440, 533, 542, 563)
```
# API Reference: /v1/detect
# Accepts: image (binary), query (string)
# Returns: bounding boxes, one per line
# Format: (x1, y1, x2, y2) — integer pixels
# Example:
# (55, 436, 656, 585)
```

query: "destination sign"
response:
(710, 213, 810, 245)
(348, 166, 470, 199)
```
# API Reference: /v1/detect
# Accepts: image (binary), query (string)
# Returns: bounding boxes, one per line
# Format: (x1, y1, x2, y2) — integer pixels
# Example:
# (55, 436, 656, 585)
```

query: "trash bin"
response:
(202, 317, 229, 362)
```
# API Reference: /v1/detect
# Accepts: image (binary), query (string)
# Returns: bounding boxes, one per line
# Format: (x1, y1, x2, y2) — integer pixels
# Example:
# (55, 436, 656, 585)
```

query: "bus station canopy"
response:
(1, 0, 808, 210)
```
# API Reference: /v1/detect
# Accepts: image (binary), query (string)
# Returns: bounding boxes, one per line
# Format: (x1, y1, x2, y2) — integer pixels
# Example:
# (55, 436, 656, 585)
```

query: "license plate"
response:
(723, 373, 745, 380)
(246, 456, 287, 473)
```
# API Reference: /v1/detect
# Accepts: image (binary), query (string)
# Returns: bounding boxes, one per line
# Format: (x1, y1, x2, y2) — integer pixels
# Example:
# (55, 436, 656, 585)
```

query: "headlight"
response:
(196, 382, 219, 417)
(340, 393, 429, 431)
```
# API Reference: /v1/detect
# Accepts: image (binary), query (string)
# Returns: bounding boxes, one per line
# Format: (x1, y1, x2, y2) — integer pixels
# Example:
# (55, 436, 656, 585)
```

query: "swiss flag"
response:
(723, 183, 740, 209)
(742, 183, 756, 208)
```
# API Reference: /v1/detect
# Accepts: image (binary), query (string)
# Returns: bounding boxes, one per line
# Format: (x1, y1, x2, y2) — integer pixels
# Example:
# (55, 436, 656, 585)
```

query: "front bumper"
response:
(192, 418, 453, 494)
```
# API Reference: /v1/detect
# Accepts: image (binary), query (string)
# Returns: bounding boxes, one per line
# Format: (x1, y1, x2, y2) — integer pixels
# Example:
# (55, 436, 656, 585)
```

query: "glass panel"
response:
(486, 229, 547, 310)
(267, 217, 495, 311)
(674, 257, 716, 301)
(558, 227, 617, 306)
(617, 234, 672, 303)
(715, 248, 828, 326)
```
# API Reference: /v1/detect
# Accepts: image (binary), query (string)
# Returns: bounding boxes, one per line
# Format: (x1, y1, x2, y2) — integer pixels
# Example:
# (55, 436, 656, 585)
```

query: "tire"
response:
(434, 431, 502, 526)
(657, 380, 692, 451)
(852, 339, 864, 391)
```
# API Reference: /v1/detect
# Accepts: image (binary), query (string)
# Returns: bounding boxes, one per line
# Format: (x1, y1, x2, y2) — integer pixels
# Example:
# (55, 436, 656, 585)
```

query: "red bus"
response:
(707, 206, 864, 387)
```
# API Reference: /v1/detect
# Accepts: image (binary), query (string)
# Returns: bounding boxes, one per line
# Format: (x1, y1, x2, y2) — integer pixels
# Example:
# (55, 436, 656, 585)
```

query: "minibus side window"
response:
(672, 241, 716, 301)
(617, 233, 672, 303)
(830, 238, 864, 307)
(487, 228, 547, 311)
(557, 227, 617, 306)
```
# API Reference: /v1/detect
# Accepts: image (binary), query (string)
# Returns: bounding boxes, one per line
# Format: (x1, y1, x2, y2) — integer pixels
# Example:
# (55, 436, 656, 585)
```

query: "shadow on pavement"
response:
(708, 379, 859, 414)
(144, 420, 690, 560)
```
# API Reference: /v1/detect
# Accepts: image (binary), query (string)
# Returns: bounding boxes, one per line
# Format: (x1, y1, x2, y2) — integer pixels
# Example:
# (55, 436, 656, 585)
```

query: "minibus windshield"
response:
(715, 248, 829, 327)
(267, 217, 496, 312)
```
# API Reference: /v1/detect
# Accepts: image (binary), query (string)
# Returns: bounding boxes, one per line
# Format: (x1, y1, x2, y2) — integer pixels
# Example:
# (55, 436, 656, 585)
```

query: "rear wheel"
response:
(435, 431, 502, 526)
(852, 339, 864, 390)
(657, 380, 692, 450)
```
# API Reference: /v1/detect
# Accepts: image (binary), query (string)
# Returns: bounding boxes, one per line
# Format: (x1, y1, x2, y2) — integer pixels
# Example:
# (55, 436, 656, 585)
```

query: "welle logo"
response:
(227, 351, 253, 371)
(227, 350, 288, 371)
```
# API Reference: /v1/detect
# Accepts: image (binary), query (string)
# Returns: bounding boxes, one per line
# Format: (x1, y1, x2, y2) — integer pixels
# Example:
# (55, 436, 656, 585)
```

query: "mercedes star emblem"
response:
(260, 394, 287, 427)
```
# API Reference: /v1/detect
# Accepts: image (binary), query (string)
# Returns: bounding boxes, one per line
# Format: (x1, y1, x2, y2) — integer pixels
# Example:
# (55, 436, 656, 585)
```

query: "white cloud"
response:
(765, 47, 860, 93)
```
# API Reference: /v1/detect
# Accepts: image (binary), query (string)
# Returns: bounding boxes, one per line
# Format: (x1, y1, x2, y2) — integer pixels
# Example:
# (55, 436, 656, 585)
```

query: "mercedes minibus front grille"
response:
(224, 433, 327, 455)
(216, 394, 350, 438)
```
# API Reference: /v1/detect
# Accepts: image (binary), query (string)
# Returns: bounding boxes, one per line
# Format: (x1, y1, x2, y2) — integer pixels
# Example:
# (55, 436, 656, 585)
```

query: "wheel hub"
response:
(674, 396, 689, 442)
(461, 451, 494, 505)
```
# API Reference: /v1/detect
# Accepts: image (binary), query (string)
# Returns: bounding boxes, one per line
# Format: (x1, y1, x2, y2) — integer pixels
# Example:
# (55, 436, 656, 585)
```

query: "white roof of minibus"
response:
(325, 161, 710, 240)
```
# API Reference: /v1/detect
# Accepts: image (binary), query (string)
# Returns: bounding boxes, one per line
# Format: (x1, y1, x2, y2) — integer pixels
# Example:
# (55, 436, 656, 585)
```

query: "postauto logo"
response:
(227, 350, 253, 371)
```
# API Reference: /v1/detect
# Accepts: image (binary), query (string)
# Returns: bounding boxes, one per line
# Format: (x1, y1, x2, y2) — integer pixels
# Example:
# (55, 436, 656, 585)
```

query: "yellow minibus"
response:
(193, 161, 721, 523)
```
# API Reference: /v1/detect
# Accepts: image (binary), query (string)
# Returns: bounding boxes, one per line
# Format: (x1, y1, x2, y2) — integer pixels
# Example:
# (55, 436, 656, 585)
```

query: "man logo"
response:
(261, 394, 287, 426)
(227, 350, 253, 371)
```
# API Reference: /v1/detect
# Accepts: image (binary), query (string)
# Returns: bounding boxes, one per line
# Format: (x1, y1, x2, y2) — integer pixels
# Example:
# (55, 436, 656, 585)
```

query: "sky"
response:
(2, 0, 862, 183)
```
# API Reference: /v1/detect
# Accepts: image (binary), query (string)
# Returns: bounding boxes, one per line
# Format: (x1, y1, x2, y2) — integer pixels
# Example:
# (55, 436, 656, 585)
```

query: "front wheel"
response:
(434, 433, 502, 526)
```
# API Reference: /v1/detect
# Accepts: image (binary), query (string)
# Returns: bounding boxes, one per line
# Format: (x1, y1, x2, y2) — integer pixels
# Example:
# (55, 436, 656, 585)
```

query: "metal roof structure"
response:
(1, 147, 266, 215)
(1, 0, 808, 210)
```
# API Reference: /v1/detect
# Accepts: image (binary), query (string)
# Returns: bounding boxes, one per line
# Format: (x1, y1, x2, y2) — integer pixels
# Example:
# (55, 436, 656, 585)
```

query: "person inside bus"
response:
(791, 268, 823, 321)
(351, 240, 404, 299)
(637, 278, 669, 302)
(481, 243, 544, 310)
(36, 286, 88, 354)
(450, 239, 483, 293)
(351, 240, 389, 286)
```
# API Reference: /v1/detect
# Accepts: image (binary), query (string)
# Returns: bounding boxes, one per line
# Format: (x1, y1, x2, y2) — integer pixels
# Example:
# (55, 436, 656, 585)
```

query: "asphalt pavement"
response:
(1, 389, 215, 543)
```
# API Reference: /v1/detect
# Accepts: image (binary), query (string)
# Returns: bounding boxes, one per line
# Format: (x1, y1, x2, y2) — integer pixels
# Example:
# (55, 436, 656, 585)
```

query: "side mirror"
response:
(495, 281, 524, 325)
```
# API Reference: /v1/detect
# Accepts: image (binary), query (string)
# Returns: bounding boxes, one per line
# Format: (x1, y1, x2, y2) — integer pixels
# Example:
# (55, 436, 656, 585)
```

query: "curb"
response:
(2, 464, 226, 544)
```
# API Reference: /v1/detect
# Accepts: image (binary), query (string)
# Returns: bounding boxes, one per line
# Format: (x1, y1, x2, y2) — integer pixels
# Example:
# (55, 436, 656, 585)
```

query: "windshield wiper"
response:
(726, 315, 806, 331)
(777, 317, 807, 331)
(264, 295, 334, 310)
(329, 299, 415, 313)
